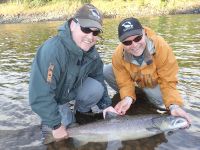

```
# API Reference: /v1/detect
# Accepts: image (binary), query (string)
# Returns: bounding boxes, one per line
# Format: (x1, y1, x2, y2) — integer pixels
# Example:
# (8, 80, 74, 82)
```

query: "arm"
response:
(154, 36, 183, 108)
(29, 40, 68, 138)
(112, 45, 136, 101)
(112, 45, 135, 114)
(154, 36, 191, 124)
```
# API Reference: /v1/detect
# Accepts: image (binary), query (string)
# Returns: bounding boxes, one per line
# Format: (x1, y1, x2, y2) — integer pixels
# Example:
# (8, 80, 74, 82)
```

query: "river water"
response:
(0, 14, 199, 150)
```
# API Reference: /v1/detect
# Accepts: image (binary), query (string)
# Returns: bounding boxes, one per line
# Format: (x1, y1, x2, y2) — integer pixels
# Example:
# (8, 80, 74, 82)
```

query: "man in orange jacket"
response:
(104, 17, 191, 124)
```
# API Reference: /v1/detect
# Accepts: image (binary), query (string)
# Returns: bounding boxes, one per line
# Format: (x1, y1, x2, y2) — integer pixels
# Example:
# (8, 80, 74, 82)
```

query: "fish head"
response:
(152, 115, 188, 131)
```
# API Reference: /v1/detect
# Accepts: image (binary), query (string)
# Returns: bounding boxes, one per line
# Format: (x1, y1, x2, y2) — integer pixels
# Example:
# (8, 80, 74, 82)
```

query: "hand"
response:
(103, 106, 120, 119)
(52, 124, 68, 142)
(114, 97, 133, 115)
(170, 106, 192, 125)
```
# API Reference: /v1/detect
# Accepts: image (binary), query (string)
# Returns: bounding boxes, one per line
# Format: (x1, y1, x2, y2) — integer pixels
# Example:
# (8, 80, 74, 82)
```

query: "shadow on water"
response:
(0, 91, 170, 150)
(46, 134, 167, 150)
(44, 90, 184, 150)
(0, 125, 45, 150)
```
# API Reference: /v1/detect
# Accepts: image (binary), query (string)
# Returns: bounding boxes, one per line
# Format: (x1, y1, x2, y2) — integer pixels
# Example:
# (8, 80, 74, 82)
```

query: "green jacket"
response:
(29, 20, 111, 128)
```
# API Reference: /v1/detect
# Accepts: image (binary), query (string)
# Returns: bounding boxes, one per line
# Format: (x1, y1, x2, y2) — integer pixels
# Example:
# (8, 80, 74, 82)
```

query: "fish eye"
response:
(176, 120, 184, 124)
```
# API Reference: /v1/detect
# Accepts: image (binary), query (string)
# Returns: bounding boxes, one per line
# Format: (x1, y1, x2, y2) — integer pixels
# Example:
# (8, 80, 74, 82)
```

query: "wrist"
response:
(124, 96, 134, 105)
(169, 104, 180, 112)
(52, 123, 62, 130)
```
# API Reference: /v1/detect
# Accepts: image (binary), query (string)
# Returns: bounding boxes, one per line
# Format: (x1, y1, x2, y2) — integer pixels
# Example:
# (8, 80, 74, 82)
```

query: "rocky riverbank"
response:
(0, 5, 200, 24)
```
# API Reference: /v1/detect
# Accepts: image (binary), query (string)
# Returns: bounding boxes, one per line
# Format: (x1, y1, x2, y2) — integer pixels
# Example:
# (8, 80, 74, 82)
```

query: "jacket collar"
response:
(123, 36, 155, 66)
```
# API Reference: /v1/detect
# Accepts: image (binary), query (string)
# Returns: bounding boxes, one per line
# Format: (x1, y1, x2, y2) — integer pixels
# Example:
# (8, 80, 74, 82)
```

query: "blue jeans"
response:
(41, 77, 104, 144)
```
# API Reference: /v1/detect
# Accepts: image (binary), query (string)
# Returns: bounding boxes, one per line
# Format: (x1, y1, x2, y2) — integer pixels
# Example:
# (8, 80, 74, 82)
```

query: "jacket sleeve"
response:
(112, 45, 136, 101)
(154, 36, 183, 108)
(89, 58, 112, 109)
(29, 40, 63, 128)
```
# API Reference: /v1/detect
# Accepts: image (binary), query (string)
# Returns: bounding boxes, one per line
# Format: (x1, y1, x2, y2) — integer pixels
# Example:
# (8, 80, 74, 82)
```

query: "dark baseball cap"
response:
(118, 17, 143, 42)
(73, 3, 103, 30)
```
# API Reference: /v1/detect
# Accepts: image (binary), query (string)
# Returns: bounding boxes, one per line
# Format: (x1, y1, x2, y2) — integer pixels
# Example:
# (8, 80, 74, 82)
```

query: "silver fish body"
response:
(67, 114, 188, 143)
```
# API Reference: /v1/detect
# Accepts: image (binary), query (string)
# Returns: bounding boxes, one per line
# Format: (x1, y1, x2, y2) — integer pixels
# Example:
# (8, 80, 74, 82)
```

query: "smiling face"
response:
(122, 31, 146, 57)
(70, 20, 100, 52)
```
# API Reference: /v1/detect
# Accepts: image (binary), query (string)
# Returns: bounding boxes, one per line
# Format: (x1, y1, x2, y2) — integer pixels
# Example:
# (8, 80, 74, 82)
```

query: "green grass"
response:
(0, 0, 199, 18)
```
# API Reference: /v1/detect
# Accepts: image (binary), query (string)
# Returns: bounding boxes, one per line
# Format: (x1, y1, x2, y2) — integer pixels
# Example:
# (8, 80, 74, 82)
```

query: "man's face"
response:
(122, 31, 146, 56)
(70, 20, 100, 51)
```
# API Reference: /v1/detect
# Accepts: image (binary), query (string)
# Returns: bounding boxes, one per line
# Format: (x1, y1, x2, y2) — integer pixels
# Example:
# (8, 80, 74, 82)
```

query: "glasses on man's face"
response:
(80, 26, 101, 36)
(122, 34, 143, 46)
(73, 18, 101, 36)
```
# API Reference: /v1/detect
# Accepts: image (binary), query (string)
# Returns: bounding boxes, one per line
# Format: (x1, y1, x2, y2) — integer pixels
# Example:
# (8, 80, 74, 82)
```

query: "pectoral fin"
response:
(146, 127, 161, 133)
(105, 111, 120, 119)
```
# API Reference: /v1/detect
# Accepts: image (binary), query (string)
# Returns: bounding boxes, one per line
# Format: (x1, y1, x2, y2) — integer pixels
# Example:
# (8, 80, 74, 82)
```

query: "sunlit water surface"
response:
(0, 14, 199, 150)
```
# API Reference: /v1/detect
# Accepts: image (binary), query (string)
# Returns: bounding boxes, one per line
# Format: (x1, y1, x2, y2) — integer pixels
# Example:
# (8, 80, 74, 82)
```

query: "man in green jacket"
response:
(29, 4, 111, 144)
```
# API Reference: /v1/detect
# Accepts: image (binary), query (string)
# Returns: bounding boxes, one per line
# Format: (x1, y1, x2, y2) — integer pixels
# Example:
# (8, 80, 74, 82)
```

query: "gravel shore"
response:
(0, 6, 199, 24)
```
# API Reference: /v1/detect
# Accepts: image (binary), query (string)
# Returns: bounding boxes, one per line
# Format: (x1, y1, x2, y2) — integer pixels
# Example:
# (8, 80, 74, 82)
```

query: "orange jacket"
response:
(112, 27, 183, 108)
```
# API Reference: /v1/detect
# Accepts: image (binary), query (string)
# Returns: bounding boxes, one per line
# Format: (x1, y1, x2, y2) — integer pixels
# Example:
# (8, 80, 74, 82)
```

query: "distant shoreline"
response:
(0, 3, 200, 24)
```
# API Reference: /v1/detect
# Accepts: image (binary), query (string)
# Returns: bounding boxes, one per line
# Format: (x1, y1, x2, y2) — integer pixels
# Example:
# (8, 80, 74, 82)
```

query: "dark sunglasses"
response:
(122, 34, 143, 46)
(73, 18, 101, 36)
(80, 26, 101, 36)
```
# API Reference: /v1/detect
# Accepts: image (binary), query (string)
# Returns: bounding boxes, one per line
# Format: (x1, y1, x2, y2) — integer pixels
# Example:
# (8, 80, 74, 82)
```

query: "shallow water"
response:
(0, 14, 199, 150)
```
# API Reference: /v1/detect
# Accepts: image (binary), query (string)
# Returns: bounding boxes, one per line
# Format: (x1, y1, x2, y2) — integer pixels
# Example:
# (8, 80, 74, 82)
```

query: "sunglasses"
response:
(122, 34, 143, 46)
(73, 18, 101, 36)
(80, 26, 101, 36)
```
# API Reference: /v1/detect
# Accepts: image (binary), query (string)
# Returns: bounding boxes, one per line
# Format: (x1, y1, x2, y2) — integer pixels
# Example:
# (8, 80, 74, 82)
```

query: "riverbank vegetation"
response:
(0, 0, 199, 23)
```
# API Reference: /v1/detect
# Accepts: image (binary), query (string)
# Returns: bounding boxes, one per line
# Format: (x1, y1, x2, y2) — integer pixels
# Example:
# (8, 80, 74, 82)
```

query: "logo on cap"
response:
(122, 21, 134, 32)
(89, 8, 100, 20)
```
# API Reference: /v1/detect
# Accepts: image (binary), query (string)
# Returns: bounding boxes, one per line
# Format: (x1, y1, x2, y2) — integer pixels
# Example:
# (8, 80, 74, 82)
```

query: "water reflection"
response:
(0, 14, 199, 149)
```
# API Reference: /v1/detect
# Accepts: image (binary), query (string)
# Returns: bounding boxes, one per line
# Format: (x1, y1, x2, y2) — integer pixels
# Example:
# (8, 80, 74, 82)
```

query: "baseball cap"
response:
(118, 17, 143, 42)
(73, 3, 103, 30)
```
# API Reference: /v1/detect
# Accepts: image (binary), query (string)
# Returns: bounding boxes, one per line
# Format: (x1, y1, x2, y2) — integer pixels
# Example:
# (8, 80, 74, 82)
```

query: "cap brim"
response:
(77, 18, 102, 30)
(119, 29, 142, 42)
